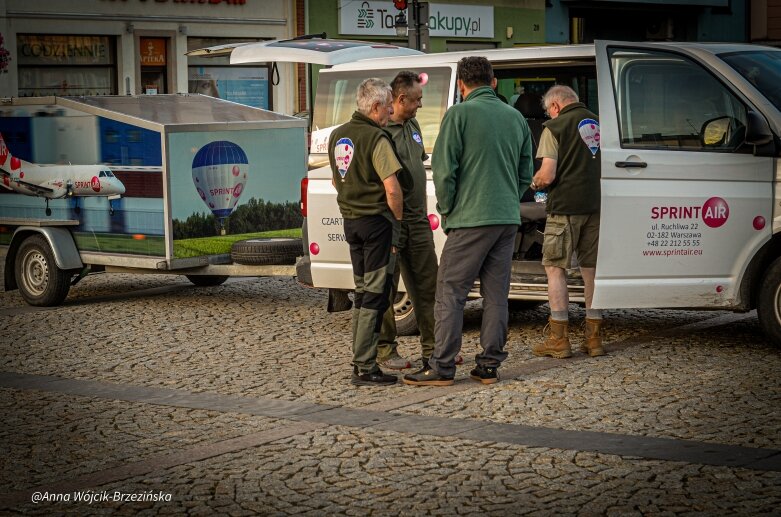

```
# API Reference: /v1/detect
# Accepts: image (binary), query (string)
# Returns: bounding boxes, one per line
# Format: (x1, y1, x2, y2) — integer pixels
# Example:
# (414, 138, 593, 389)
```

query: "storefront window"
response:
(187, 37, 271, 109)
(16, 35, 117, 96)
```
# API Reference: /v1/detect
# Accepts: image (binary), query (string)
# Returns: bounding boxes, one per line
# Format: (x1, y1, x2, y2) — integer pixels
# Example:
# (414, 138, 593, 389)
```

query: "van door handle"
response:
(615, 161, 647, 168)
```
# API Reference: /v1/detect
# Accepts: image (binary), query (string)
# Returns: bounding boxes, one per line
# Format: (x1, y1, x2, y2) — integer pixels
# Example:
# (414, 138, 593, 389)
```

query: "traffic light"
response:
(393, 0, 408, 10)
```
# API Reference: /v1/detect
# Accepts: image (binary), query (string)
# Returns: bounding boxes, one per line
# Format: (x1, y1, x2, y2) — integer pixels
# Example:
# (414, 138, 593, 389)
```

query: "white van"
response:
(291, 40, 781, 345)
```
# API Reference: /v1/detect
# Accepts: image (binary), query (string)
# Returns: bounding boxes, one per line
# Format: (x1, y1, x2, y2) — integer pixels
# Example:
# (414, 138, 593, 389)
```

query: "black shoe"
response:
(409, 358, 430, 375)
(403, 367, 454, 386)
(470, 364, 499, 384)
(351, 369, 397, 386)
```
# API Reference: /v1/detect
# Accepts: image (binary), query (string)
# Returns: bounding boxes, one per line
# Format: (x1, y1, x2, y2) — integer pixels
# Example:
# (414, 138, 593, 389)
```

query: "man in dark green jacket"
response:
(377, 71, 440, 371)
(404, 57, 534, 386)
(328, 78, 404, 386)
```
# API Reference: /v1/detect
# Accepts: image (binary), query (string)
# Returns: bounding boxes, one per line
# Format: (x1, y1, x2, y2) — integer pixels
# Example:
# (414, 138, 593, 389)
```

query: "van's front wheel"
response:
(757, 256, 781, 347)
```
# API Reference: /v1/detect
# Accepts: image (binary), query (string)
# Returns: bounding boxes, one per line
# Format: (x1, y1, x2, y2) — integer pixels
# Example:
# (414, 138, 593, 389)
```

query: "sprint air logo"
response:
(334, 138, 354, 180)
(74, 177, 101, 192)
(651, 197, 729, 228)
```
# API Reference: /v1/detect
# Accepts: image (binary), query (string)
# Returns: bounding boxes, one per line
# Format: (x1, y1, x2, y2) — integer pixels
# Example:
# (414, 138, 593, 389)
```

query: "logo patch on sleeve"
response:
(412, 131, 423, 145)
(334, 138, 355, 178)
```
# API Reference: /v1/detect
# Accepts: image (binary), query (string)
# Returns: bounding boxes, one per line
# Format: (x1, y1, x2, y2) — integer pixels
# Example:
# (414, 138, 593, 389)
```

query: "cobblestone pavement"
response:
(1, 258, 779, 515)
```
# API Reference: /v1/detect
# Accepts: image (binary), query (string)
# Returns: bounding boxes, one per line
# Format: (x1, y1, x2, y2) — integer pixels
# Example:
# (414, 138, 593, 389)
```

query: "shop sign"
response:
(339, 0, 493, 38)
(140, 38, 166, 66)
(17, 35, 113, 66)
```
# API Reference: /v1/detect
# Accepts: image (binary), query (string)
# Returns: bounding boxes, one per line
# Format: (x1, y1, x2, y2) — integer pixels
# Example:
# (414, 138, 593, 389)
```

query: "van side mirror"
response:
(700, 116, 746, 149)
(700, 117, 731, 147)
(745, 110, 773, 146)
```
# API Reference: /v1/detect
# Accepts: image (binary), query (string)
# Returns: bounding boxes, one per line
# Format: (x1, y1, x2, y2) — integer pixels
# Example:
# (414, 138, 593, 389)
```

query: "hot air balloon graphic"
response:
(191, 140, 249, 235)
(577, 118, 601, 156)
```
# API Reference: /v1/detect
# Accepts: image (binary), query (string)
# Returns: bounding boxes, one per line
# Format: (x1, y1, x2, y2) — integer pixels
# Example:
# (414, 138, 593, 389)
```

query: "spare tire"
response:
(230, 238, 302, 265)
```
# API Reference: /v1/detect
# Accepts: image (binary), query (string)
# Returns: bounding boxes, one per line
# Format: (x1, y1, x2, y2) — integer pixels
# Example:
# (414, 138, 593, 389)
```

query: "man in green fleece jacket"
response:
(404, 56, 534, 386)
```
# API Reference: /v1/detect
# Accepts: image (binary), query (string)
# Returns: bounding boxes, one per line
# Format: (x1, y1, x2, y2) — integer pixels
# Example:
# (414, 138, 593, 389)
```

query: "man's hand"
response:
(532, 157, 558, 190)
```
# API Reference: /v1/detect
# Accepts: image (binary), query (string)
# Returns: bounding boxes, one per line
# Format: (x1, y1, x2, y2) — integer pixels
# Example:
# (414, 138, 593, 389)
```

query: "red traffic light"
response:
(393, 0, 408, 9)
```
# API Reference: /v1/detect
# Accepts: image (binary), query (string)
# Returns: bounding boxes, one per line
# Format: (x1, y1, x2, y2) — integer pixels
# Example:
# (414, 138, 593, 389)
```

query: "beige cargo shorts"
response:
(541, 213, 600, 269)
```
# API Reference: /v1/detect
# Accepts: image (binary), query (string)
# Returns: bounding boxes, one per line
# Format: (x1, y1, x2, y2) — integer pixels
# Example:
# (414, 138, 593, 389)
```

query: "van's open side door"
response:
(593, 40, 774, 309)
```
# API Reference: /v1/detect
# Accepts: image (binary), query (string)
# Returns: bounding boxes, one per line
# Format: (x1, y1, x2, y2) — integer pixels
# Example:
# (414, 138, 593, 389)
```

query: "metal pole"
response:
(418, 2, 430, 53)
(407, 0, 418, 50)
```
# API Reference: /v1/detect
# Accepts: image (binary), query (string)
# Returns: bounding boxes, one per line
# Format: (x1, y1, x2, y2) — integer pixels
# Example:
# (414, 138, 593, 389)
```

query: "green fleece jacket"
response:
(432, 86, 533, 233)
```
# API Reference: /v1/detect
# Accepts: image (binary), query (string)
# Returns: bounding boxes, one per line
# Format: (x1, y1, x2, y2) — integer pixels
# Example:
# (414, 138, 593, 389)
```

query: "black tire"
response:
(186, 275, 229, 287)
(15, 235, 72, 307)
(394, 291, 419, 336)
(230, 238, 302, 266)
(508, 299, 544, 311)
(757, 256, 781, 347)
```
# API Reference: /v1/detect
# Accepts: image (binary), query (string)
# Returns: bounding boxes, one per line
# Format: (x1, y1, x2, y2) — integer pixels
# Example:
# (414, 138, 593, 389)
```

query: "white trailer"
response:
(1, 94, 308, 305)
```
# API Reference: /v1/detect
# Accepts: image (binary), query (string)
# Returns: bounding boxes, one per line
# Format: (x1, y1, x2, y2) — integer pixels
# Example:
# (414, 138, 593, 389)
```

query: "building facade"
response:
(0, 0, 302, 114)
(545, 0, 750, 45)
(751, 0, 781, 46)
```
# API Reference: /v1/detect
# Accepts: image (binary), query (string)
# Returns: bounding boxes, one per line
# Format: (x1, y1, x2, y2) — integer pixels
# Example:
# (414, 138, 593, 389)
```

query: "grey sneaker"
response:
(378, 355, 412, 370)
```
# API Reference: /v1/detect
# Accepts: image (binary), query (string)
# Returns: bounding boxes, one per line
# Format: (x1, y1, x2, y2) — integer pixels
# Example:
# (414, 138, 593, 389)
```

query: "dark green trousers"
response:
(378, 218, 438, 361)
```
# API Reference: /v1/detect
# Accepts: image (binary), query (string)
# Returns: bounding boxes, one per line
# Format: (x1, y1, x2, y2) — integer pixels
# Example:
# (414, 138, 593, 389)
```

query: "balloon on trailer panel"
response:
(191, 140, 249, 234)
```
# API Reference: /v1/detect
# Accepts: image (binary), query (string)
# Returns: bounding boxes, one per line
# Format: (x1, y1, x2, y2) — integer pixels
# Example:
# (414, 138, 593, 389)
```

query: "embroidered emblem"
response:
(334, 138, 354, 179)
(577, 119, 600, 156)
(412, 131, 423, 145)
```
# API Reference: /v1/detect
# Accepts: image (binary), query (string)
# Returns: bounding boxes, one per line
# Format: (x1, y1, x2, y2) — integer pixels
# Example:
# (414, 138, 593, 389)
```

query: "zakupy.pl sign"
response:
(339, 0, 493, 38)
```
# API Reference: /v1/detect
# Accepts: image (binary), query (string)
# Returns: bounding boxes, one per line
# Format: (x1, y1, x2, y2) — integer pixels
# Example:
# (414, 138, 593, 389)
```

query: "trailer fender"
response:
(4, 227, 83, 292)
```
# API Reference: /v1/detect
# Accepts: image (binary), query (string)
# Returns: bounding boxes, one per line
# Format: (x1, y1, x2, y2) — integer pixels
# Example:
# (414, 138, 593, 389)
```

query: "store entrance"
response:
(139, 37, 169, 94)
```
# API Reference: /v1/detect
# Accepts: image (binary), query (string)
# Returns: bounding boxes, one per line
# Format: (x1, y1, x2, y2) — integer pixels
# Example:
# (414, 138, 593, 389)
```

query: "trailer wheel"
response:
(15, 235, 72, 306)
(757, 256, 781, 347)
(394, 291, 419, 336)
(186, 275, 229, 287)
(230, 238, 302, 266)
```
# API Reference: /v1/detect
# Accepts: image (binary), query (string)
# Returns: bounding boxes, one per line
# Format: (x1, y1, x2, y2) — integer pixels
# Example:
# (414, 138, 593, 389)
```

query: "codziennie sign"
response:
(339, 0, 493, 38)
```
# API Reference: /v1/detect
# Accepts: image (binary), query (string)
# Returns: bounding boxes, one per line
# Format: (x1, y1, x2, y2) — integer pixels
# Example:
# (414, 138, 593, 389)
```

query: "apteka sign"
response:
(339, 0, 494, 38)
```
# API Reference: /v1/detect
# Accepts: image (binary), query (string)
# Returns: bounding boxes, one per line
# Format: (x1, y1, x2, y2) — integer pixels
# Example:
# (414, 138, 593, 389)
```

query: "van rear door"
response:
(593, 41, 775, 309)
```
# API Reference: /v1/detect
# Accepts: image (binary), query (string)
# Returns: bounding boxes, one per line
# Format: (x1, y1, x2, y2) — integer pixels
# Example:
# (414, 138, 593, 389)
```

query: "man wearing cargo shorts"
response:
(376, 70, 439, 371)
(531, 85, 605, 358)
(328, 78, 405, 386)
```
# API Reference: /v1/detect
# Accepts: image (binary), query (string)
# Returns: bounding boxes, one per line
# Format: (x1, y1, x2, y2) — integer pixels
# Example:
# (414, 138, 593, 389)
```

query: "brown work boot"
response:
(532, 318, 572, 359)
(581, 318, 606, 357)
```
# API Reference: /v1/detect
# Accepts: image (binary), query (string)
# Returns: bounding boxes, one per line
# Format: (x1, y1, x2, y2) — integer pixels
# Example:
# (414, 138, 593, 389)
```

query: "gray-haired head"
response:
(542, 85, 579, 112)
(356, 78, 392, 115)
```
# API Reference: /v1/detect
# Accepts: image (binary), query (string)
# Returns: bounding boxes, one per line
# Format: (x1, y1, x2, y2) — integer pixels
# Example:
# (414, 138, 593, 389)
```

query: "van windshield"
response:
(719, 50, 781, 111)
(312, 67, 452, 154)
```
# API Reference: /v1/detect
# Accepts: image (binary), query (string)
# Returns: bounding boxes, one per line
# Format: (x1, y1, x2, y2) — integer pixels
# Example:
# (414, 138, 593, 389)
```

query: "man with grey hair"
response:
(530, 84, 604, 359)
(328, 78, 406, 386)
